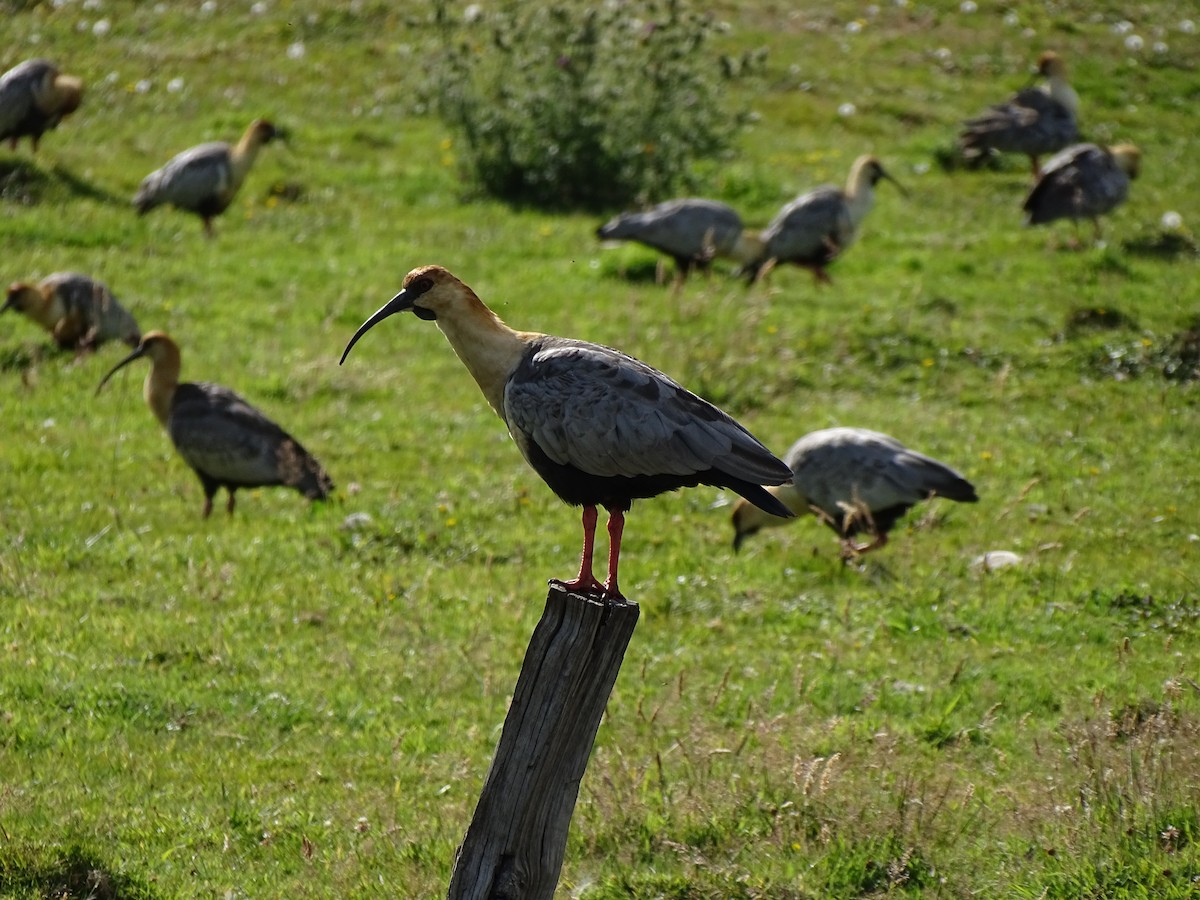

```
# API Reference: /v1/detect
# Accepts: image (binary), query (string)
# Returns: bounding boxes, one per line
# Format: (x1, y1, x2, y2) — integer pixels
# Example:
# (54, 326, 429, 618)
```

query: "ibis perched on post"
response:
(97, 331, 333, 517)
(959, 51, 1080, 177)
(340, 265, 794, 599)
(0, 59, 84, 152)
(744, 155, 904, 285)
(132, 118, 279, 237)
(731, 427, 978, 556)
(3, 273, 140, 353)
(1022, 142, 1141, 243)
(595, 198, 762, 287)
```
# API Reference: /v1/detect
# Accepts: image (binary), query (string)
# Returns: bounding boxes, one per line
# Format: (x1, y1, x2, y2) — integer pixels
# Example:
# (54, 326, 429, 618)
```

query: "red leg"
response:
(602, 507, 626, 599)
(552, 506, 604, 595)
(226, 490, 236, 516)
(202, 496, 214, 518)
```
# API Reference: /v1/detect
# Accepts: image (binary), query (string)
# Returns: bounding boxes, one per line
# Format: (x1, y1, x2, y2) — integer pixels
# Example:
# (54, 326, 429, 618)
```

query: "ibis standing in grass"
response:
(340, 265, 794, 599)
(0, 58, 83, 152)
(730, 427, 978, 556)
(1022, 142, 1141, 244)
(97, 331, 333, 517)
(132, 118, 278, 237)
(744, 155, 904, 285)
(3, 273, 140, 353)
(959, 51, 1080, 177)
(595, 198, 762, 287)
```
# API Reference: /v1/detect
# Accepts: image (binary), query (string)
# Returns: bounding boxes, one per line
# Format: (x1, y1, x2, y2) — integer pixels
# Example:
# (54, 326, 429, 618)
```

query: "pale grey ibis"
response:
(959, 51, 1080, 177)
(596, 198, 762, 287)
(3, 273, 140, 353)
(97, 331, 333, 517)
(0, 59, 83, 152)
(731, 427, 978, 556)
(745, 155, 904, 284)
(133, 118, 278, 237)
(340, 265, 794, 599)
(1022, 142, 1140, 243)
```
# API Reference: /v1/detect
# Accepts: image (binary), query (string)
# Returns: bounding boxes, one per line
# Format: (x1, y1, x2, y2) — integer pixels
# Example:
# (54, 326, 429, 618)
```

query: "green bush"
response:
(429, 0, 761, 210)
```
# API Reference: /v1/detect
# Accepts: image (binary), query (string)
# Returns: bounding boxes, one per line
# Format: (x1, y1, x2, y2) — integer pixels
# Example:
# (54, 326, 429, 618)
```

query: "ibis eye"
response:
(412, 277, 434, 294)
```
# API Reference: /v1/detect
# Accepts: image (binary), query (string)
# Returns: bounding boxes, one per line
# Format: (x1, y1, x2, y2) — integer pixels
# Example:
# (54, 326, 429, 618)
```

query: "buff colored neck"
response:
(432, 288, 531, 422)
(844, 163, 878, 230)
(143, 343, 182, 427)
(230, 124, 270, 184)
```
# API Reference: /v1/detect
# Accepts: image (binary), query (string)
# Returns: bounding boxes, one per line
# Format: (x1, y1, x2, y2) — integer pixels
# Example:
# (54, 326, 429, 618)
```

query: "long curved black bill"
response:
(881, 168, 909, 198)
(339, 288, 414, 365)
(96, 345, 147, 396)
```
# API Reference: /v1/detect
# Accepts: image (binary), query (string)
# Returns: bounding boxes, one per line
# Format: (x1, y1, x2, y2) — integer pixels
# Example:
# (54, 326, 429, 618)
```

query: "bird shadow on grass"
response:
(0, 159, 125, 206)
(1121, 229, 1200, 260)
(50, 163, 127, 205)
(0, 158, 51, 204)
(0, 842, 159, 900)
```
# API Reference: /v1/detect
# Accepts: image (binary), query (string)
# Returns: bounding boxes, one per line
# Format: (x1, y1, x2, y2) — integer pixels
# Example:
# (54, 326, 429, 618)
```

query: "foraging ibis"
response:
(340, 265, 794, 599)
(731, 427, 978, 556)
(132, 118, 278, 237)
(3, 272, 140, 353)
(745, 155, 904, 284)
(0, 59, 83, 152)
(959, 51, 1080, 177)
(97, 331, 333, 517)
(596, 198, 762, 287)
(1022, 142, 1140, 243)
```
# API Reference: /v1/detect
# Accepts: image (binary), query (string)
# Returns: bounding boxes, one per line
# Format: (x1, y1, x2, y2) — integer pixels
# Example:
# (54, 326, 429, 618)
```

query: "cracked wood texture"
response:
(447, 583, 640, 900)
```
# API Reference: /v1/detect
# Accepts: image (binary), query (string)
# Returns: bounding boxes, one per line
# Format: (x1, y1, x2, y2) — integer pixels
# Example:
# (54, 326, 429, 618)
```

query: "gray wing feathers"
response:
(1024, 144, 1128, 223)
(961, 88, 1077, 156)
(763, 187, 851, 259)
(597, 199, 743, 258)
(135, 142, 232, 212)
(506, 341, 787, 483)
(788, 428, 975, 515)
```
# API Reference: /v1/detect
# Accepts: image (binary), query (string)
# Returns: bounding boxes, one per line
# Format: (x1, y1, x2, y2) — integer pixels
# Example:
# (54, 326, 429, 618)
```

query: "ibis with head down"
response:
(731, 427, 978, 556)
(596, 198, 762, 287)
(959, 51, 1080, 177)
(133, 118, 279, 237)
(744, 155, 904, 285)
(340, 265, 794, 599)
(4, 272, 140, 353)
(97, 331, 333, 517)
(0, 58, 83, 152)
(1022, 142, 1140, 243)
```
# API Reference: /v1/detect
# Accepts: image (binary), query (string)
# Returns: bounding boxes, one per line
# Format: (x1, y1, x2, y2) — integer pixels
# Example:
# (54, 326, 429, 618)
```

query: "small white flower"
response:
(82, 0, 102, 9)
(287, 41, 306, 59)
(251, 1, 267, 13)
(846, 20, 862, 33)
(167, 77, 185, 93)
(913, 161, 930, 175)
(1153, 41, 1168, 53)
(135, 78, 152, 93)
(1162, 211, 1183, 230)
(893, 0, 907, 6)
(866, 5, 880, 16)
(29, 32, 41, 43)
(960, 0, 977, 13)
(837, 102, 857, 117)
(1003, 11, 1019, 26)
(463, 3, 482, 22)
(200, 0, 216, 13)
(1125, 34, 1144, 50)
(1022, 26, 1036, 38)
(1180, 19, 1196, 34)
(103, 71, 119, 84)
(92, 18, 110, 36)
(1112, 20, 1134, 35)
(934, 47, 952, 61)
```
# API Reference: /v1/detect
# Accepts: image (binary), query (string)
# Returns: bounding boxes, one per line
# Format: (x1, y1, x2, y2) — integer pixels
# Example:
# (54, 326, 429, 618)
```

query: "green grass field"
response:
(2, 1, 1198, 896)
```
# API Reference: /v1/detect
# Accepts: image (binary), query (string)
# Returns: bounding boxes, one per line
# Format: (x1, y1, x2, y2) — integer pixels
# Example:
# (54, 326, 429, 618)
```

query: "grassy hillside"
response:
(2, 1, 1198, 896)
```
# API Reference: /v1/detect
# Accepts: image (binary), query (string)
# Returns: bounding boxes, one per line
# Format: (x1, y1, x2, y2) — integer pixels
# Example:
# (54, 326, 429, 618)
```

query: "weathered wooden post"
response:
(447, 583, 640, 900)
